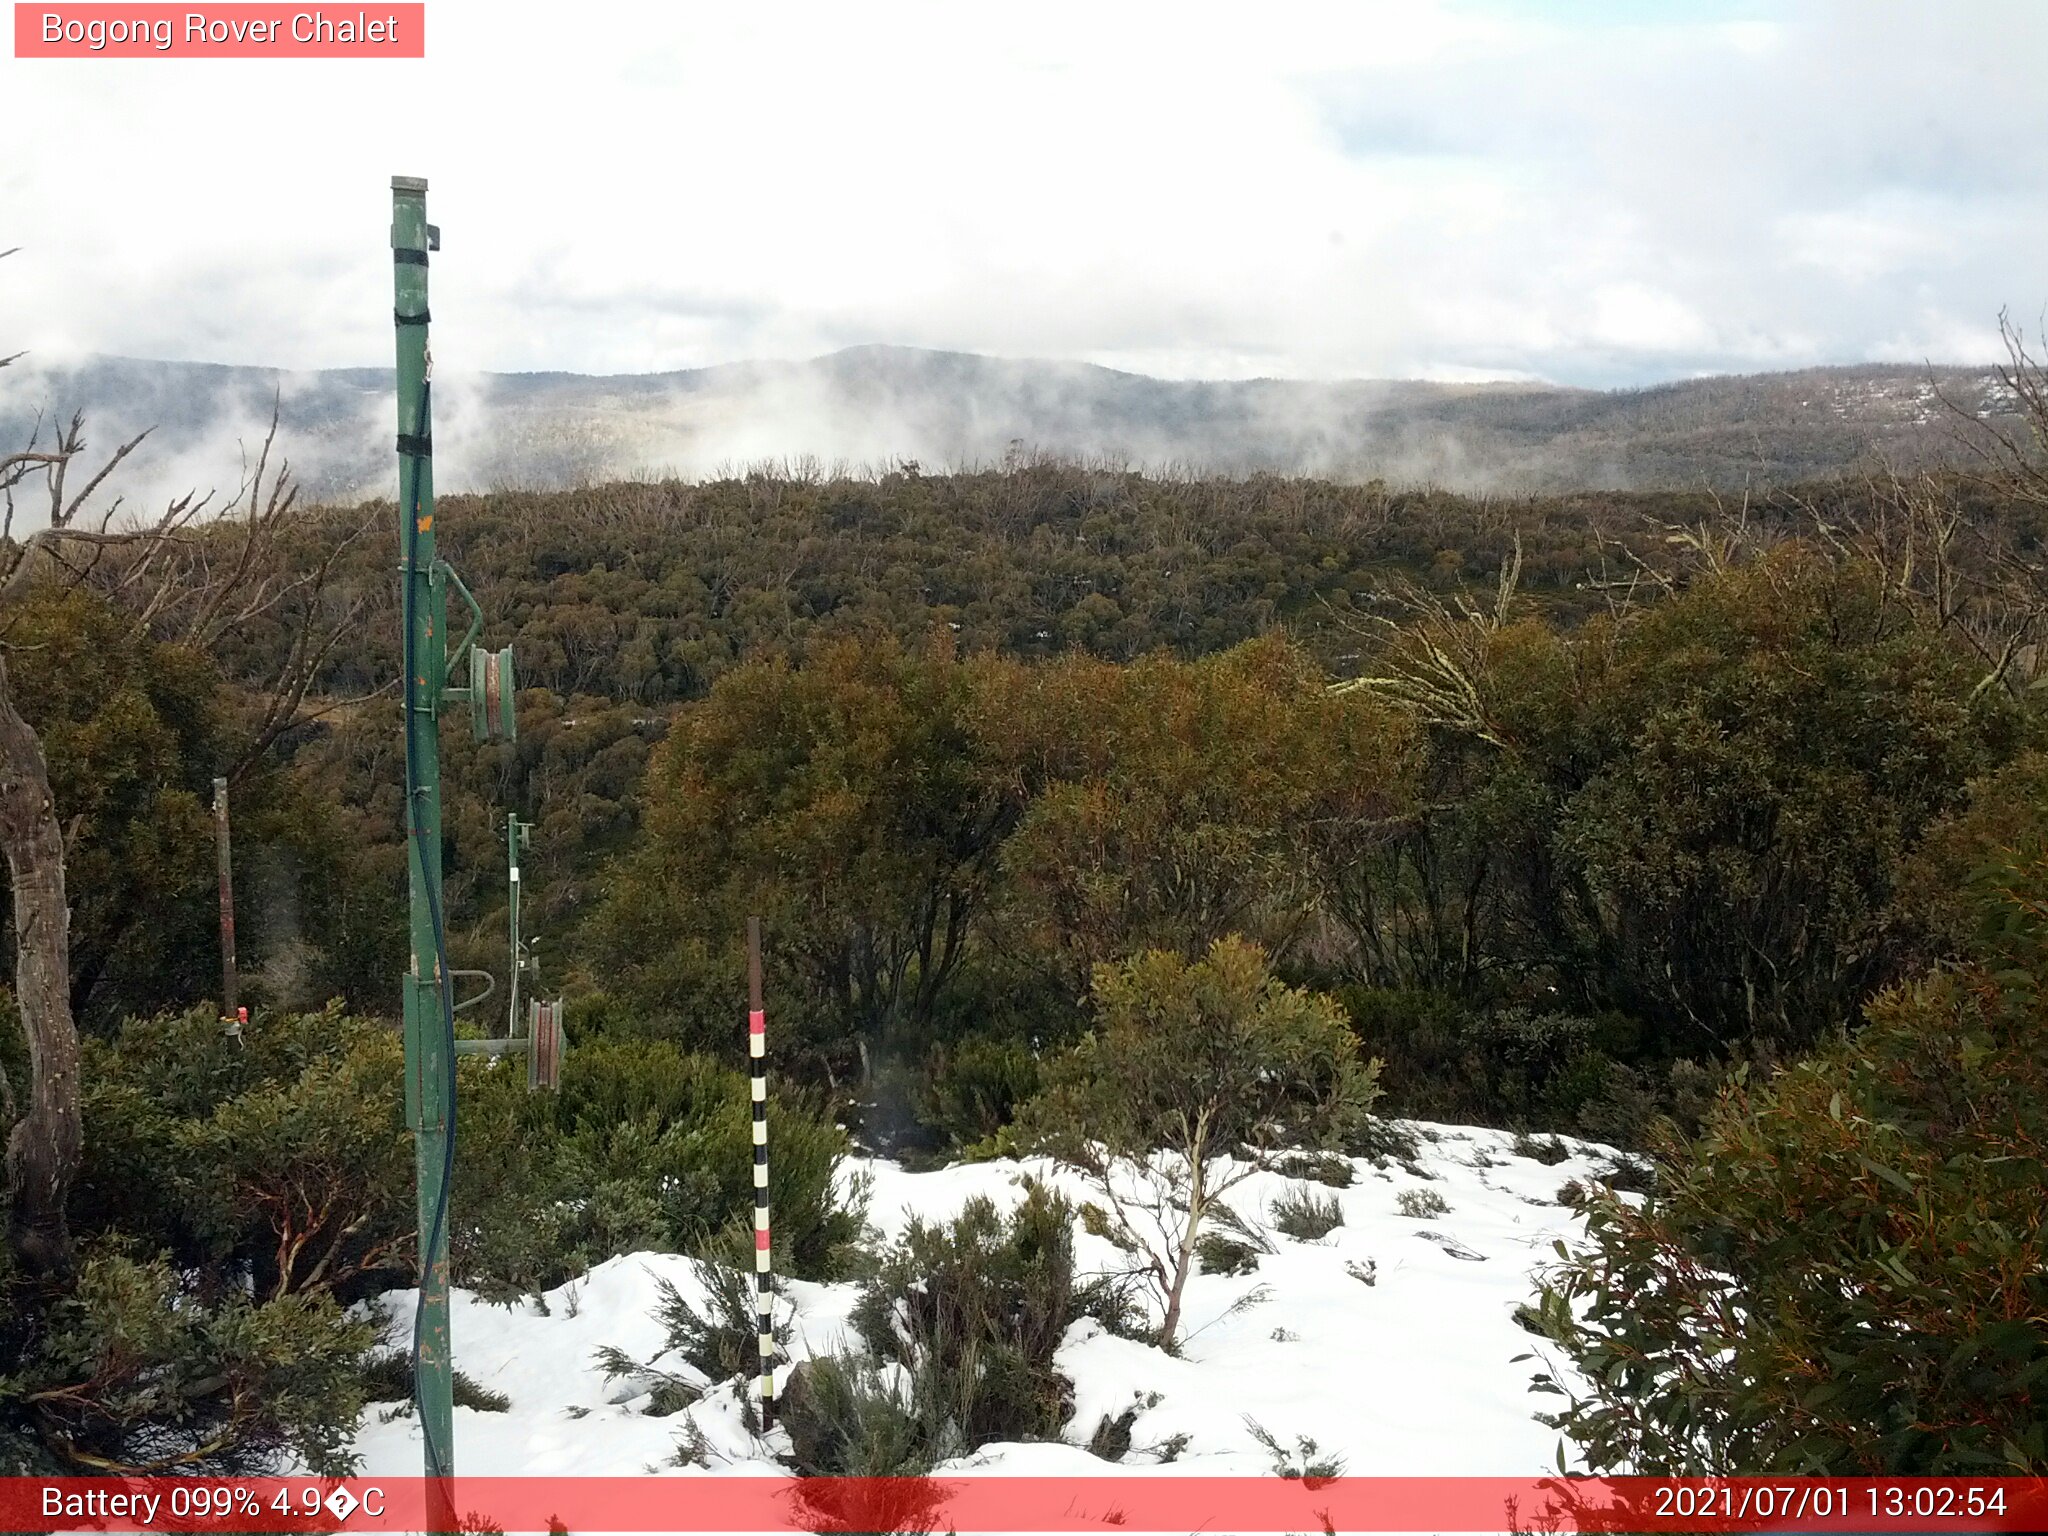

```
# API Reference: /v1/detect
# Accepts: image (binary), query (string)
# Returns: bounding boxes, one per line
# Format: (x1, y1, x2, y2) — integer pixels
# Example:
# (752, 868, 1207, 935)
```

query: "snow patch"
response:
(350, 1122, 1620, 1478)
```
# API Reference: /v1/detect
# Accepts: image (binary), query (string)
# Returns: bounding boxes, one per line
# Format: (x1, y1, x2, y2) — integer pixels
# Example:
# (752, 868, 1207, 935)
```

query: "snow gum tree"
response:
(1020, 936, 1380, 1353)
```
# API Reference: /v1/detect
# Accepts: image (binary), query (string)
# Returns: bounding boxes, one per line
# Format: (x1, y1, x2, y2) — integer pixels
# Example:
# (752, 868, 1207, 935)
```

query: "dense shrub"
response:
(1532, 935, 2048, 1471)
(456, 1037, 869, 1298)
(0, 1006, 423, 1472)
(75, 1004, 413, 1303)
(781, 1350, 933, 1475)
(917, 1036, 1041, 1150)
(1338, 985, 1721, 1145)
(847, 1183, 1078, 1451)
(0, 1248, 372, 1474)
(1505, 552, 2023, 1049)
(781, 1183, 1080, 1517)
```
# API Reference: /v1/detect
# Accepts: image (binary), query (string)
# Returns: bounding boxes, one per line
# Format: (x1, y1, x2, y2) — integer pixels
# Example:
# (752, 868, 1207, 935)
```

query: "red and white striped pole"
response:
(747, 916, 773, 1430)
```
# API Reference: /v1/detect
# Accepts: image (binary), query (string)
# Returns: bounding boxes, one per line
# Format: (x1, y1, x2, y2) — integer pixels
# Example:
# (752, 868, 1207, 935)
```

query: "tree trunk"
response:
(0, 655, 80, 1278)
(1158, 1138, 1210, 1355)
(1158, 1188, 1205, 1356)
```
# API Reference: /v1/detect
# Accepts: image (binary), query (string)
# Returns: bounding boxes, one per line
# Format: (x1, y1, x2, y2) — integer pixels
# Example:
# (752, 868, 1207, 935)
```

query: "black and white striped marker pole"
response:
(748, 916, 773, 1430)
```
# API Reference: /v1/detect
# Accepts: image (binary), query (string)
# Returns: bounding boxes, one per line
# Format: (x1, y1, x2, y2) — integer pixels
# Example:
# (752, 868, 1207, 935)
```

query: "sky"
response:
(3, 0, 2045, 387)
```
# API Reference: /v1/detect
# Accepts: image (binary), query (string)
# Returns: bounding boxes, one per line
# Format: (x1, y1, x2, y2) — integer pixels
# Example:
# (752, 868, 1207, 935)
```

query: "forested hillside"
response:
(5, 454, 2045, 1476)
(0, 348, 2021, 506)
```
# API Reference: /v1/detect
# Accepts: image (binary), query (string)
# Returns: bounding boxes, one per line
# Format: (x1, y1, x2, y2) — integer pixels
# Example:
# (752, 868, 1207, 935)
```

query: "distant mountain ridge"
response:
(0, 344, 2017, 508)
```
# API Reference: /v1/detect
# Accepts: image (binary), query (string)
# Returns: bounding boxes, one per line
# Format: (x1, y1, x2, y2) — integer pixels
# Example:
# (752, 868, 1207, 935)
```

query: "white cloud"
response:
(1586, 284, 1715, 355)
(0, 0, 2042, 388)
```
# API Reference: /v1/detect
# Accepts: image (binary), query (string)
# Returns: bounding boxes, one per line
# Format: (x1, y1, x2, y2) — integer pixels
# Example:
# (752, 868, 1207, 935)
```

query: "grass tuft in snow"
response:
(361, 1352, 510, 1414)
(1274, 1151, 1355, 1188)
(1511, 1132, 1574, 1165)
(1271, 1185, 1346, 1240)
(1396, 1187, 1451, 1218)
(598, 1250, 788, 1421)
(1195, 1231, 1262, 1275)
(1244, 1416, 1347, 1487)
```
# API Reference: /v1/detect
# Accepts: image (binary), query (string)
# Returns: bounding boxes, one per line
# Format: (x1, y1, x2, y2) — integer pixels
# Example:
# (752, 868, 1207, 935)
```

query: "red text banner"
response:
(6, 1476, 2048, 1533)
(14, 4, 424, 57)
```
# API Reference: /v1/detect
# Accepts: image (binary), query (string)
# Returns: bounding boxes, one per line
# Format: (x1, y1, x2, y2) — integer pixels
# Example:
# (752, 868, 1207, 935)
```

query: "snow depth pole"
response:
(392, 174, 457, 1526)
(748, 915, 774, 1429)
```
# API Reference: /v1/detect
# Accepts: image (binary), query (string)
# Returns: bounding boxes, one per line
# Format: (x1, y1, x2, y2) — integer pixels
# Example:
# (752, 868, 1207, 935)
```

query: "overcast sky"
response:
(3, 0, 2043, 387)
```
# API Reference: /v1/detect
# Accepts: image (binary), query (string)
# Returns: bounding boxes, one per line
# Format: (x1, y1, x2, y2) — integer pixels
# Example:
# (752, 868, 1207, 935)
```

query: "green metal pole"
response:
(391, 174, 456, 1509)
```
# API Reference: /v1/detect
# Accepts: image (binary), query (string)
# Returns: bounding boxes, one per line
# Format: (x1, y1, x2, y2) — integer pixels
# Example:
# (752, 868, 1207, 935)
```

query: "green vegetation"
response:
(1531, 852, 2048, 1472)
(1021, 939, 1380, 1352)
(780, 1185, 1079, 1504)
(1270, 1186, 1345, 1241)
(8, 449, 2048, 1473)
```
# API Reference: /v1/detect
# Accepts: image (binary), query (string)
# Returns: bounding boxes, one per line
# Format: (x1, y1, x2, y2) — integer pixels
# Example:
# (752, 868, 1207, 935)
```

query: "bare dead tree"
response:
(64, 403, 386, 777)
(0, 257, 374, 1275)
(1791, 463, 2048, 699)
(1934, 308, 2048, 512)
(1790, 315, 2048, 698)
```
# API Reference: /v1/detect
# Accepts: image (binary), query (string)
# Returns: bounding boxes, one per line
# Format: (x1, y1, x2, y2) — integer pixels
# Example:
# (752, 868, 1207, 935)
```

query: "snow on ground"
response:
(351, 1122, 1622, 1480)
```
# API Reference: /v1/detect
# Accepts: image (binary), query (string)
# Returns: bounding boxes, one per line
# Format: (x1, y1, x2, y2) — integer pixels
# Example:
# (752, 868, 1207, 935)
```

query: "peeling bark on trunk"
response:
(0, 654, 80, 1278)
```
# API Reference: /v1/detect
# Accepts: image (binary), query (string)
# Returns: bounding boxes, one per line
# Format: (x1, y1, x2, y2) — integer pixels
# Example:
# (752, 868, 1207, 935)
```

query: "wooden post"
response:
(213, 776, 237, 1018)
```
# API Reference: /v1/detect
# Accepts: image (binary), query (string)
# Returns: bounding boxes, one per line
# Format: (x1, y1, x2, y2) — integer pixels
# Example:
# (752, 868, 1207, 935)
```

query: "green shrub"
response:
(0, 1248, 373, 1474)
(781, 1349, 937, 1475)
(1269, 1186, 1344, 1240)
(553, 1035, 733, 1135)
(1021, 938, 1382, 1352)
(1074, 1272, 1149, 1339)
(918, 1036, 1041, 1149)
(779, 1187, 1084, 1534)
(1342, 987, 1642, 1131)
(361, 1352, 511, 1414)
(1336, 985, 1728, 1147)
(655, 1252, 786, 1384)
(1273, 1151, 1354, 1187)
(454, 1038, 870, 1298)
(76, 1005, 413, 1304)
(595, 1246, 789, 1419)
(1396, 1188, 1449, 1218)
(1532, 960, 2048, 1473)
(1195, 1231, 1261, 1276)
(847, 1182, 1077, 1452)
(774, 1184, 1086, 1521)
